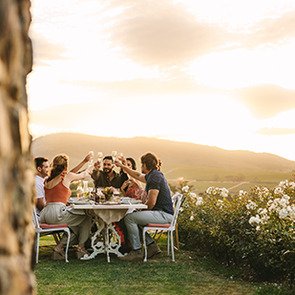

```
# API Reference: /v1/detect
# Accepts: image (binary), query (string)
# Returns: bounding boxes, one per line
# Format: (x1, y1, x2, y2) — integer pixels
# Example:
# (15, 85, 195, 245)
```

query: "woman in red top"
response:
(40, 154, 93, 259)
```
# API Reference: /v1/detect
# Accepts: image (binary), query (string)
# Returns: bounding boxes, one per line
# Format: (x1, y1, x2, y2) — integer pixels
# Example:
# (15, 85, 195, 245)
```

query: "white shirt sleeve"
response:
(35, 176, 45, 199)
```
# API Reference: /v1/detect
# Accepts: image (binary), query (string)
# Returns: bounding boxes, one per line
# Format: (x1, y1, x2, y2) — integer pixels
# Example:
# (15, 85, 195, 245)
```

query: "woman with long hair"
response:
(120, 157, 146, 201)
(40, 154, 93, 259)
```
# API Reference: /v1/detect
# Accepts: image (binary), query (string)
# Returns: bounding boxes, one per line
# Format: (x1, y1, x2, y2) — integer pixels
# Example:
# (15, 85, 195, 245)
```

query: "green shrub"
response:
(177, 179, 295, 282)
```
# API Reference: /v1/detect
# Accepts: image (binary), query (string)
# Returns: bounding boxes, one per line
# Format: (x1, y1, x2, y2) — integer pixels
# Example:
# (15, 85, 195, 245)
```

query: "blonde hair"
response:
(47, 154, 69, 181)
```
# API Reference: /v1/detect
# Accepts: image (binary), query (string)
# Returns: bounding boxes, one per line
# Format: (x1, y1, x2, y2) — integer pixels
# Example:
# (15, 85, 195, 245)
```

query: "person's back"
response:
(40, 153, 94, 260)
(34, 157, 49, 217)
(145, 169, 173, 215)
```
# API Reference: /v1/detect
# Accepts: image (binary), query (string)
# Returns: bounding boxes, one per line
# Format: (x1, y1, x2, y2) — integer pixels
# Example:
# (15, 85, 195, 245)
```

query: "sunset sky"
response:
(27, 0, 295, 161)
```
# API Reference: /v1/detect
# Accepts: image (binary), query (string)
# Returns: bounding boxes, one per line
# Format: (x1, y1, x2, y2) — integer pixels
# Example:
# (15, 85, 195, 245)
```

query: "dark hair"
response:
(34, 157, 48, 169)
(126, 157, 136, 170)
(141, 153, 160, 171)
(103, 155, 113, 162)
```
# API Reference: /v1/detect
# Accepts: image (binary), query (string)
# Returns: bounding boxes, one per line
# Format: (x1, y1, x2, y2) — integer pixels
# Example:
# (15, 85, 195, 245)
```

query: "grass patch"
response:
(34, 237, 293, 295)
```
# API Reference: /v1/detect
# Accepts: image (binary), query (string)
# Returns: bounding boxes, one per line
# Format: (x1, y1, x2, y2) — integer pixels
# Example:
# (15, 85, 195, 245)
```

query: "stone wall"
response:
(0, 0, 35, 294)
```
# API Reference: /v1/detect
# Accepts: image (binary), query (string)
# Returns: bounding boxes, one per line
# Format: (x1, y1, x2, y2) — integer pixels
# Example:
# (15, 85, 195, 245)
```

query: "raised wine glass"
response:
(111, 150, 118, 162)
(97, 152, 103, 164)
(88, 151, 94, 168)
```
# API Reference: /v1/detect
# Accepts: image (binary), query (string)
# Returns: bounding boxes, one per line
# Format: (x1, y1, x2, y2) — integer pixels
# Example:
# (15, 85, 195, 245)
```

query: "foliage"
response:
(177, 179, 295, 282)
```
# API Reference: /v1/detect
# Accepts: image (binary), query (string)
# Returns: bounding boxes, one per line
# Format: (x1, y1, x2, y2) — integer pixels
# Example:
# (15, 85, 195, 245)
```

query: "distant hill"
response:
(31, 133, 295, 182)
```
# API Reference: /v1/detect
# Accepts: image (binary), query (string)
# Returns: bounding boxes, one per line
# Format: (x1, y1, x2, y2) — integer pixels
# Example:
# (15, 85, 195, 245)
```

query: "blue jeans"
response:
(124, 210, 173, 250)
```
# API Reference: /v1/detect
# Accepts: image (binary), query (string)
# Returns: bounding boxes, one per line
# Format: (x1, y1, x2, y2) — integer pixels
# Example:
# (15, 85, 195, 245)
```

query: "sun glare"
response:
(28, 0, 295, 161)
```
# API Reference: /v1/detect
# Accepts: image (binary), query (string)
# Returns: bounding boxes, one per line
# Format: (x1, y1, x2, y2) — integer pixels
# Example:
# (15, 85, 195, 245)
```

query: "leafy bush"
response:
(177, 179, 295, 281)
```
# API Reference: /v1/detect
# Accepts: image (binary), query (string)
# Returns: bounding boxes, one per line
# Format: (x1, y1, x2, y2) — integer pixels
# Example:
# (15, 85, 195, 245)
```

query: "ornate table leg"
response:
(105, 223, 124, 259)
(81, 218, 105, 260)
(105, 222, 110, 262)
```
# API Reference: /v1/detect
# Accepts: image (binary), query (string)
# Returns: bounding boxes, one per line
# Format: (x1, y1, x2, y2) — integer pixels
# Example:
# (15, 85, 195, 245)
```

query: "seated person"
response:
(115, 153, 174, 261)
(120, 157, 147, 202)
(40, 154, 94, 259)
(34, 157, 50, 219)
(91, 155, 128, 189)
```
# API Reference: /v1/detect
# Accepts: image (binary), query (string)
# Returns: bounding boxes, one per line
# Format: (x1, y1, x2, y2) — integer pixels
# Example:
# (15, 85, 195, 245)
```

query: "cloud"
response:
(244, 11, 295, 46)
(228, 11, 295, 48)
(61, 78, 211, 97)
(237, 85, 295, 118)
(31, 33, 67, 65)
(108, 0, 225, 66)
(258, 128, 295, 136)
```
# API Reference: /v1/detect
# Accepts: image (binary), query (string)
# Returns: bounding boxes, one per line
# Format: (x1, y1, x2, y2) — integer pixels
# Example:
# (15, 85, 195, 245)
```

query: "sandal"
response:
(75, 246, 89, 259)
(52, 248, 65, 260)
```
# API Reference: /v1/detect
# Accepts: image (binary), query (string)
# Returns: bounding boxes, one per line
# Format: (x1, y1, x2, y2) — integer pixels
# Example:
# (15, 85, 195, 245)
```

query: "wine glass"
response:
(76, 181, 83, 199)
(82, 180, 88, 195)
(111, 150, 118, 162)
(88, 151, 94, 168)
(97, 152, 103, 164)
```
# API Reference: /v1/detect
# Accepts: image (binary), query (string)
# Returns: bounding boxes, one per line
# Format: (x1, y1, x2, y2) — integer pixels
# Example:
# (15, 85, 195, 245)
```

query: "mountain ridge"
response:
(31, 132, 294, 181)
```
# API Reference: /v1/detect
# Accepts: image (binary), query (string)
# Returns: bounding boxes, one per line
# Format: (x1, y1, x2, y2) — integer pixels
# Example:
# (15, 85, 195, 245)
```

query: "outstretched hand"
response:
(83, 153, 92, 163)
(114, 159, 123, 168)
(86, 164, 94, 174)
(93, 160, 101, 170)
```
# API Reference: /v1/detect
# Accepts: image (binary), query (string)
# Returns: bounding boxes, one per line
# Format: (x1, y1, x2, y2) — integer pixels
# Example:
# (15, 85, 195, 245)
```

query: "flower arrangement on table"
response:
(102, 187, 114, 201)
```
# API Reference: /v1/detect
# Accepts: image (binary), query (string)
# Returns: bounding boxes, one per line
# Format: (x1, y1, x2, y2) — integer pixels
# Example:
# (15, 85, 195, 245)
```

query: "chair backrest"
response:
(32, 207, 41, 229)
(170, 193, 183, 229)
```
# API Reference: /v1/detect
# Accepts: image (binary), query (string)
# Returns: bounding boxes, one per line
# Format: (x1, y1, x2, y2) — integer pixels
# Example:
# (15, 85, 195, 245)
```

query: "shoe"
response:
(119, 249, 142, 262)
(52, 248, 65, 260)
(146, 242, 161, 259)
(75, 246, 89, 259)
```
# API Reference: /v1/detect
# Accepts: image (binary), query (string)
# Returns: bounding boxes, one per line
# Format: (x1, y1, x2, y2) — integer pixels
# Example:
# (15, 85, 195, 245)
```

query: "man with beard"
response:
(34, 157, 50, 218)
(91, 155, 128, 189)
(90, 155, 129, 252)
(115, 152, 174, 261)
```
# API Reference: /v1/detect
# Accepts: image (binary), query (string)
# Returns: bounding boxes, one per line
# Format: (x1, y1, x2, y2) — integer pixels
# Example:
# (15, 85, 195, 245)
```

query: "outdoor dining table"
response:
(71, 202, 148, 262)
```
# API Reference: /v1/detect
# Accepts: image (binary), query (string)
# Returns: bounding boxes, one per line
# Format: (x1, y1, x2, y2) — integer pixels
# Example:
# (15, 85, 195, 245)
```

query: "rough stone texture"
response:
(0, 0, 35, 294)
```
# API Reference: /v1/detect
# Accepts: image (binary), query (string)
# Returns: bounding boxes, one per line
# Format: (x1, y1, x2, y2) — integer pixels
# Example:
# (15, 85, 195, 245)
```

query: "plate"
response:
(69, 197, 92, 204)
(74, 201, 90, 205)
(121, 198, 142, 204)
(103, 201, 120, 205)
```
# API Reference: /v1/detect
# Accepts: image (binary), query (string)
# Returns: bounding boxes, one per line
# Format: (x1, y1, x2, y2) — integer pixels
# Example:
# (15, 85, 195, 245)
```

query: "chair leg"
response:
(175, 223, 180, 250)
(36, 233, 40, 263)
(143, 228, 148, 262)
(167, 231, 170, 256)
(171, 231, 175, 262)
(64, 230, 70, 263)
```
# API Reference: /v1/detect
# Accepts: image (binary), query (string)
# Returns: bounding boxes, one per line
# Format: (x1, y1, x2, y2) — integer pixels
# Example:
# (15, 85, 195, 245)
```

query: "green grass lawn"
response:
(34, 236, 292, 295)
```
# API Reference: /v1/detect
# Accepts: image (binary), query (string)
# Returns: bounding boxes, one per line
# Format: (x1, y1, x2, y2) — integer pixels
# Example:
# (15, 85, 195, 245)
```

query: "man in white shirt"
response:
(34, 157, 50, 217)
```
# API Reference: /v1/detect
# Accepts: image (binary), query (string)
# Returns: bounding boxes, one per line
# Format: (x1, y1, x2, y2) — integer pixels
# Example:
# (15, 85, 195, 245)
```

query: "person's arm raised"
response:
(70, 153, 92, 173)
(115, 159, 146, 183)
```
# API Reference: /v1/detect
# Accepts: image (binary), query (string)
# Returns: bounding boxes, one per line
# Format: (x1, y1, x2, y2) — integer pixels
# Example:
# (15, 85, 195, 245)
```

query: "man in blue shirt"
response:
(115, 152, 174, 261)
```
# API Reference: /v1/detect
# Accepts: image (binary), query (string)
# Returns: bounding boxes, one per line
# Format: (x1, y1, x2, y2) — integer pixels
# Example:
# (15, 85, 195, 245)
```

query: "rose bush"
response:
(177, 179, 295, 281)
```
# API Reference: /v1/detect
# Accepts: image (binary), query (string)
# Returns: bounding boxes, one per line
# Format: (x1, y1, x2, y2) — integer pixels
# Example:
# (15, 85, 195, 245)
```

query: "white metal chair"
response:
(33, 208, 71, 263)
(143, 193, 183, 262)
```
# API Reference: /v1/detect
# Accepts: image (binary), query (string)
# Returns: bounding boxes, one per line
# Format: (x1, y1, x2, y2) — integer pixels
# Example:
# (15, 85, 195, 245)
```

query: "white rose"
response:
(182, 185, 189, 193)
